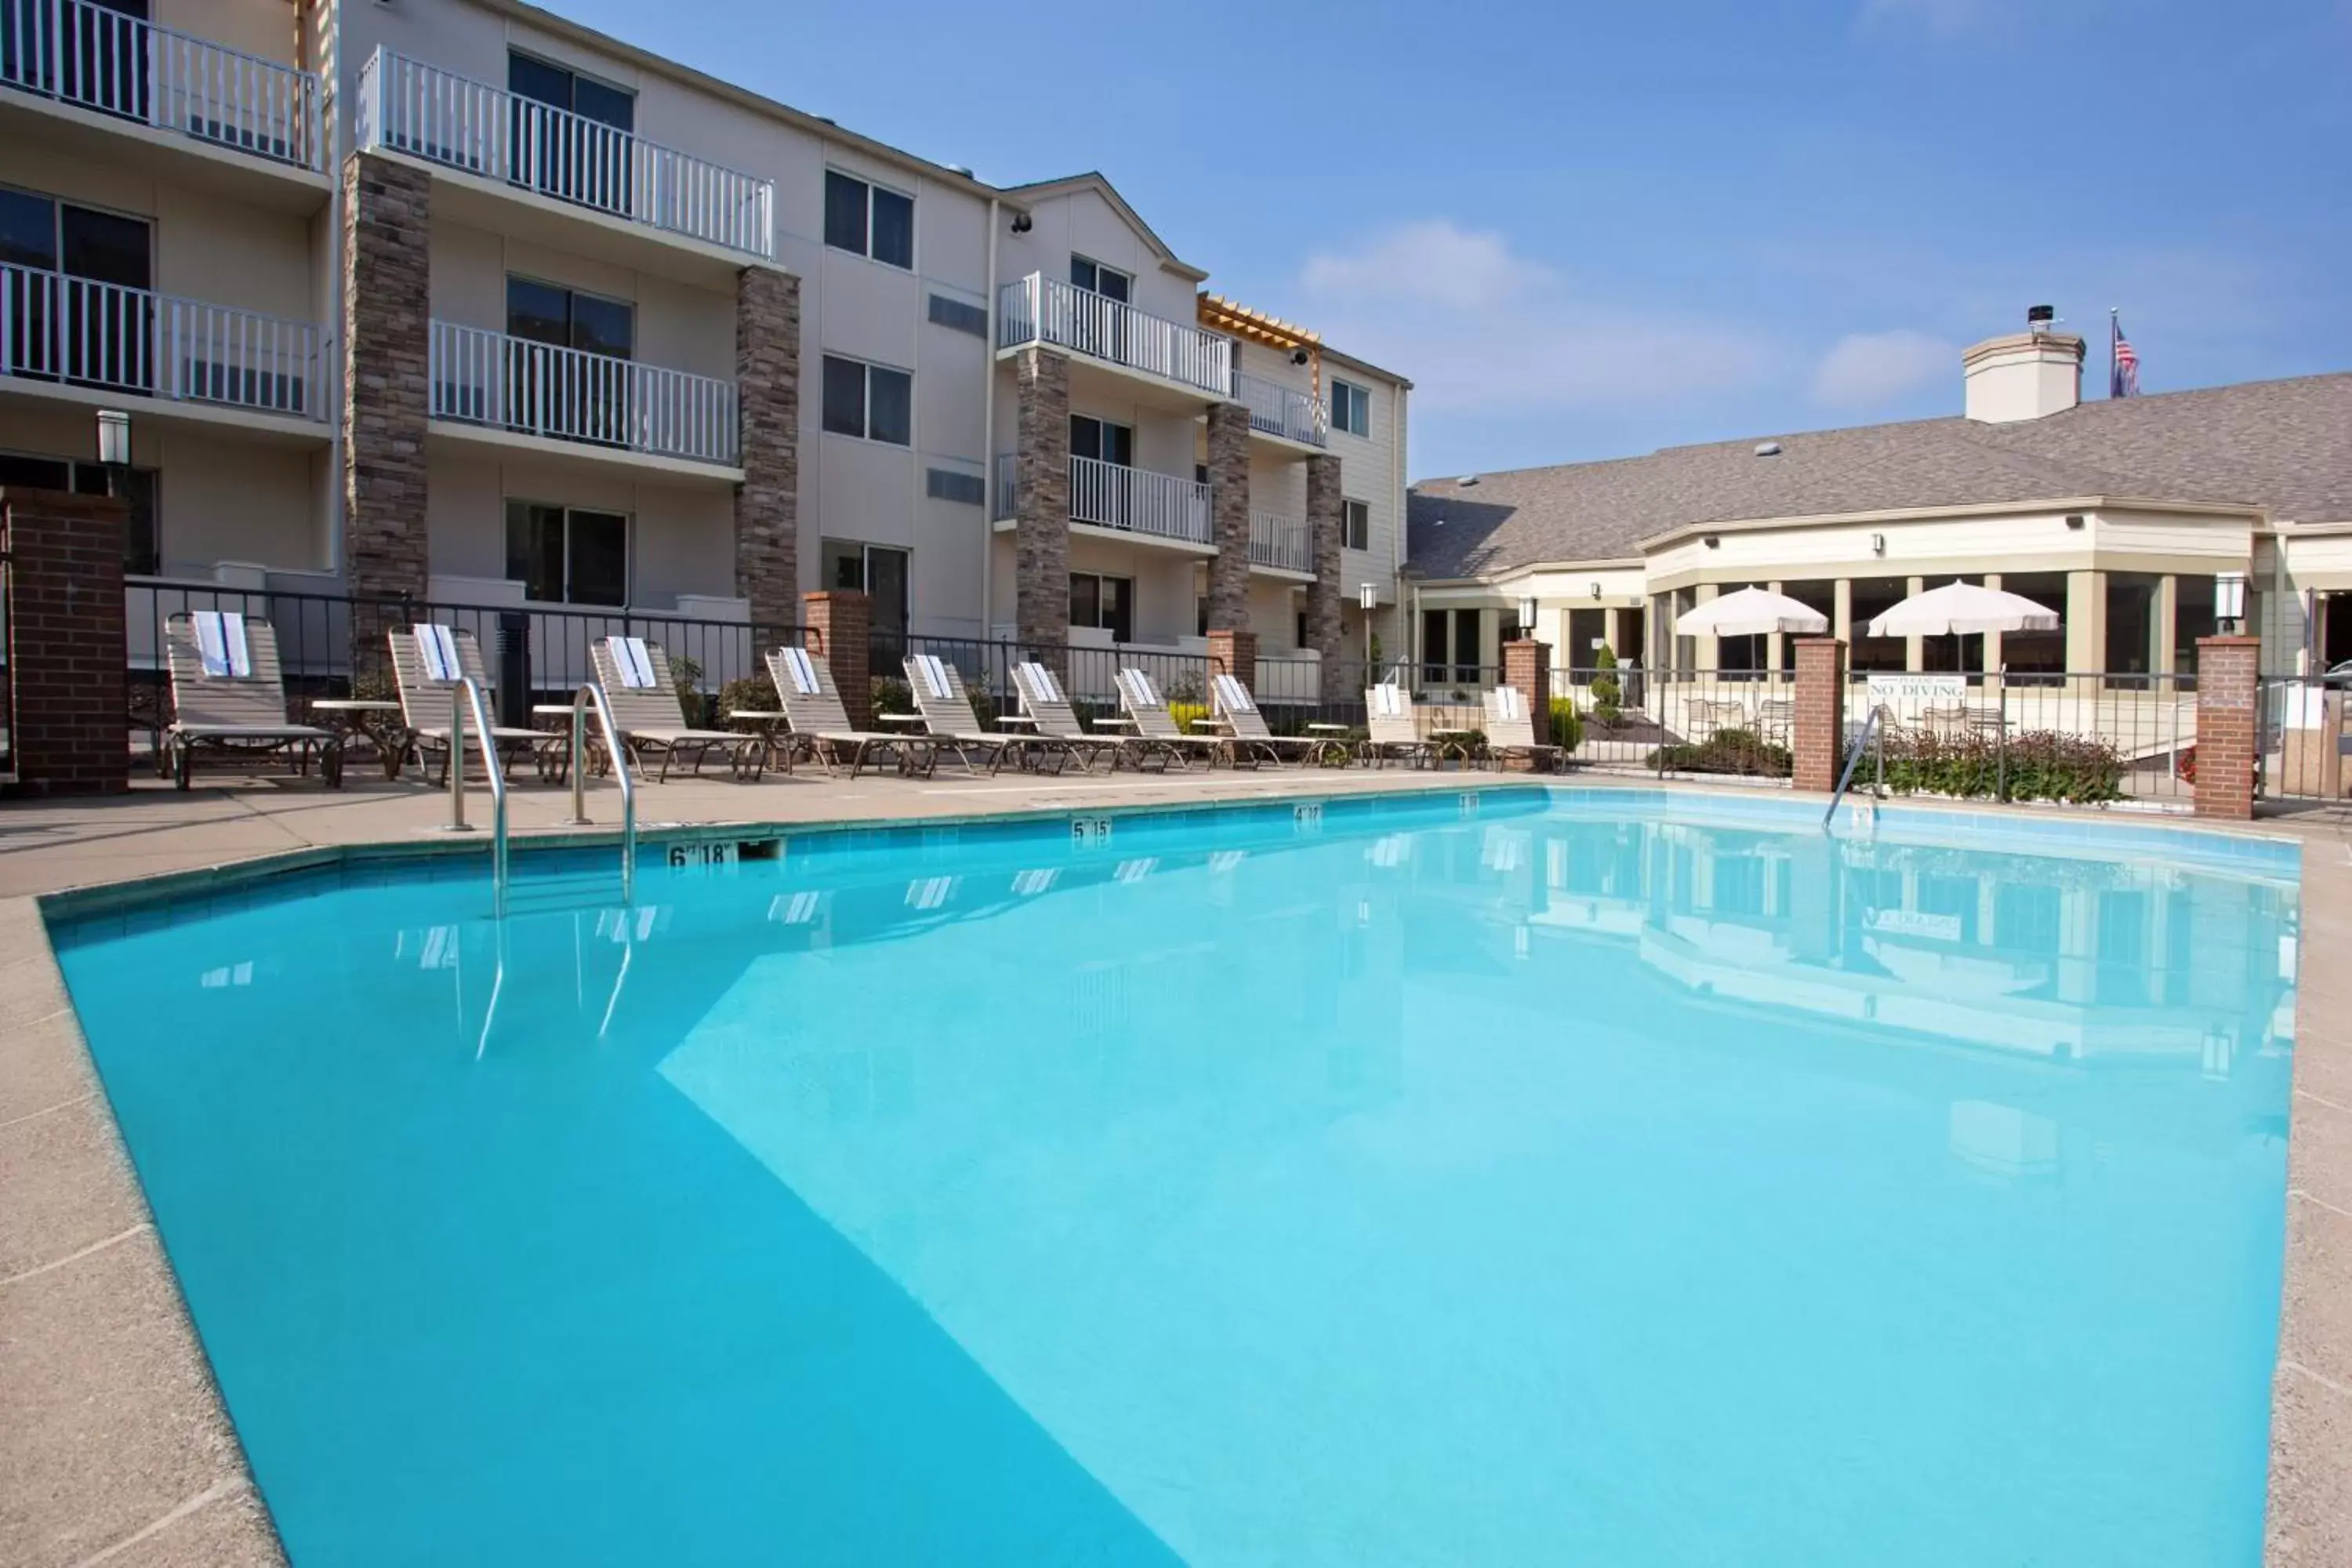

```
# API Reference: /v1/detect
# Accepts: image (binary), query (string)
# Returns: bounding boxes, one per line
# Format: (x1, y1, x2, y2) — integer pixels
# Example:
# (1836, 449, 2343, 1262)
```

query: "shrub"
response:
(719, 675, 775, 716)
(670, 654, 708, 725)
(1591, 645, 1622, 725)
(1879, 727, 2123, 804)
(870, 676, 913, 721)
(1646, 728, 1792, 777)
(1546, 697, 1584, 753)
(1163, 670, 1205, 705)
(1168, 700, 1211, 736)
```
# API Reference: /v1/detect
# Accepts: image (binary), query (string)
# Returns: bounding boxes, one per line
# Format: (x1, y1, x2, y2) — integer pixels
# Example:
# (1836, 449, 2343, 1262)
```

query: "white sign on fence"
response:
(1864, 674, 1966, 706)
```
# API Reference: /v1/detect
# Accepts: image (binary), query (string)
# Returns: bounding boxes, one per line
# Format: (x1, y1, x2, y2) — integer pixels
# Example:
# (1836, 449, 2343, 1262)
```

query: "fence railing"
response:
(1232, 371, 1327, 447)
(996, 273, 1232, 398)
(355, 48, 775, 260)
(428, 321, 739, 465)
(2, 0, 321, 169)
(1249, 512, 1312, 574)
(1, 262, 322, 418)
(2259, 675, 2350, 804)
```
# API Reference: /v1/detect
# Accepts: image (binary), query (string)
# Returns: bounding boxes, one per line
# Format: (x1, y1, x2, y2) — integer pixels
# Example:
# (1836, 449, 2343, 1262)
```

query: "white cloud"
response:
(1809, 328, 1956, 408)
(1298, 220, 1777, 416)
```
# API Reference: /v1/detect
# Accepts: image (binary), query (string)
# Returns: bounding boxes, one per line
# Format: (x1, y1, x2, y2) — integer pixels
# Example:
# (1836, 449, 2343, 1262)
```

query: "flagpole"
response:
(2110, 308, 2119, 400)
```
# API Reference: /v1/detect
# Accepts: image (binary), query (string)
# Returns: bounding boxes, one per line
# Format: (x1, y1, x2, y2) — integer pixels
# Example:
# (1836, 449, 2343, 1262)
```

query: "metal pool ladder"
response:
(438, 678, 510, 917)
(1822, 706, 1886, 831)
(564, 683, 636, 905)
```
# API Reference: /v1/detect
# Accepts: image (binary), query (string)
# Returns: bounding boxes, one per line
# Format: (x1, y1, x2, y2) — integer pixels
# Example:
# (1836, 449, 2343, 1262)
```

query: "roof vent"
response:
(946, 164, 975, 178)
(1457, 474, 1480, 486)
(1754, 441, 1782, 457)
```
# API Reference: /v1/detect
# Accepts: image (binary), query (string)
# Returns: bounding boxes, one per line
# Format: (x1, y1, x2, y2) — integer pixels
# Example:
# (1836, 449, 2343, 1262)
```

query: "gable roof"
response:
(998, 172, 1208, 282)
(1406, 371, 2352, 581)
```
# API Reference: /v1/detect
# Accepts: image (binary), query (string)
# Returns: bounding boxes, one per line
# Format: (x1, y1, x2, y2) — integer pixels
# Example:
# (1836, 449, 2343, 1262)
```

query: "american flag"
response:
(2111, 313, 2140, 398)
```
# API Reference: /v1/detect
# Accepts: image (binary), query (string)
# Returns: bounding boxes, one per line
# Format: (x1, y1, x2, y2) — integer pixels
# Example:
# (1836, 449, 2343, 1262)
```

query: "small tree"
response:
(1591, 644, 1622, 725)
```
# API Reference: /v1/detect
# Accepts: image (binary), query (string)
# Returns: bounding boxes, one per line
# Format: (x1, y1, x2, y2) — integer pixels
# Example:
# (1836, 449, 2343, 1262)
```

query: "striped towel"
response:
(413, 622, 463, 683)
(193, 611, 252, 678)
(1370, 684, 1405, 717)
(1120, 668, 1161, 710)
(1018, 661, 1065, 706)
(1213, 673, 1256, 714)
(608, 636, 657, 689)
(1492, 686, 1526, 721)
(913, 654, 953, 700)
(779, 645, 820, 695)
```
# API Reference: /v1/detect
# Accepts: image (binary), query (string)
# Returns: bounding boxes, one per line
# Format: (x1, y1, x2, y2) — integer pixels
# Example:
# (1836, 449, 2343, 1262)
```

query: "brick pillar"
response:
(804, 590, 872, 731)
(735, 265, 800, 631)
(1014, 348, 1070, 655)
(1205, 401, 1251, 632)
(1502, 637, 1552, 759)
(1305, 452, 1345, 699)
(1206, 626, 1258, 698)
(2, 488, 128, 795)
(2194, 634, 2261, 820)
(1793, 636, 1848, 794)
(342, 151, 431, 675)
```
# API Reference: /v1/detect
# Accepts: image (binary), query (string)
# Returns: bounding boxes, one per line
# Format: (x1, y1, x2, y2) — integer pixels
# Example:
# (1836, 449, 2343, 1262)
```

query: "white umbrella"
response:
(1866, 579, 2060, 637)
(1673, 586, 1831, 637)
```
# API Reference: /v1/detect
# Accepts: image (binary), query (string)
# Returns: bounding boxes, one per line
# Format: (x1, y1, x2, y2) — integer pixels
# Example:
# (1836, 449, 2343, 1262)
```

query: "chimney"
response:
(1962, 307, 2084, 423)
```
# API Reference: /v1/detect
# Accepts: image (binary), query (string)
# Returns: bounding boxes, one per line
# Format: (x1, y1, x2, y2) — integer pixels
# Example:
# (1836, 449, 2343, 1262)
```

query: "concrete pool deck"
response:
(1, 768, 2347, 1565)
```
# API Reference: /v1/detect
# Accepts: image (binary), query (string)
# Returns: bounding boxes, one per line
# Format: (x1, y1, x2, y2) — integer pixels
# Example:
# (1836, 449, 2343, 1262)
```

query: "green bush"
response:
(670, 654, 709, 725)
(719, 675, 775, 716)
(1591, 644, 1622, 725)
(1646, 728, 1791, 777)
(1168, 700, 1211, 736)
(1879, 728, 2123, 804)
(870, 676, 913, 721)
(1547, 697, 1584, 753)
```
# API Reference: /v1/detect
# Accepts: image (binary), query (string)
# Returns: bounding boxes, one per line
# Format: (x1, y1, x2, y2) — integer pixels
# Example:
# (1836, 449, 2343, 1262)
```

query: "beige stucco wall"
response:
(423, 449, 732, 608)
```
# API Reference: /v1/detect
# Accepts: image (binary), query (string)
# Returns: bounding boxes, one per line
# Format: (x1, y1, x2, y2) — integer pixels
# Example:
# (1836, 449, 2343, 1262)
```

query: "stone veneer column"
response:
(1502, 637, 1553, 768)
(2, 488, 128, 795)
(1305, 452, 1345, 699)
(2193, 634, 2261, 819)
(804, 590, 873, 731)
(1792, 636, 1848, 794)
(1014, 348, 1070, 657)
(342, 151, 431, 671)
(1204, 401, 1252, 632)
(735, 266, 800, 632)
(1205, 626, 1258, 699)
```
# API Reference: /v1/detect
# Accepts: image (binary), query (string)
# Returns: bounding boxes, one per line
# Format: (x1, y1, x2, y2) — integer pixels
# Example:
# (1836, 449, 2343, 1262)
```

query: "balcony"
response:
(1250, 512, 1314, 575)
(993, 452, 1213, 548)
(356, 49, 775, 264)
(0, 0, 321, 175)
(997, 274, 1232, 401)
(428, 322, 739, 472)
(1234, 372, 1327, 448)
(0, 261, 322, 426)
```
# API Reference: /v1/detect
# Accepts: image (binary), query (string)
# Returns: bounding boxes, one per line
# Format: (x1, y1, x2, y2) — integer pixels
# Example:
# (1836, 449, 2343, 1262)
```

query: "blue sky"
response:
(550, 0, 2350, 481)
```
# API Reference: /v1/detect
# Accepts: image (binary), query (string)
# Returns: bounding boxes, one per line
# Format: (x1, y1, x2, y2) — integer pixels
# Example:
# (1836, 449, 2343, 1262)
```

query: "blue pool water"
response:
(53, 791, 2300, 1566)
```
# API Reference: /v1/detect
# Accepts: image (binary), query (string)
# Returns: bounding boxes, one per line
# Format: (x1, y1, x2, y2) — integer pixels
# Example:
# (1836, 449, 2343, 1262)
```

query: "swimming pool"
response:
(51, 789, 2301, 1566)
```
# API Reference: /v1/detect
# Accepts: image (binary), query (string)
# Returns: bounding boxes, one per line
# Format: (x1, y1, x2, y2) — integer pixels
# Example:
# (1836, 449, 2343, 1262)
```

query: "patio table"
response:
(310, 699, 405, 780)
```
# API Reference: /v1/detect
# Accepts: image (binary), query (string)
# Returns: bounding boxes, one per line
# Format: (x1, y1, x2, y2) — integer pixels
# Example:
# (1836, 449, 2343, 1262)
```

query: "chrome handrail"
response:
(440, 677, 509, 915)
(1823, 705, 1885, 829)
(569, 683, 636, 904)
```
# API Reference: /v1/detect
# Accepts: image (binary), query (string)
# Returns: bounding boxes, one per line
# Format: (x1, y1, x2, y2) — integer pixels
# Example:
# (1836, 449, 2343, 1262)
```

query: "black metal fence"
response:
(2259, 674, 2350, 805)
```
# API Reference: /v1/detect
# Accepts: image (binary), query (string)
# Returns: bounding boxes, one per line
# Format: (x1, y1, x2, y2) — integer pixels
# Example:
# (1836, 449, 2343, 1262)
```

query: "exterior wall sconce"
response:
(2065, 514, 2085, 530)
(2216, 572, 2248, 633)
(1870, 533, 1886, 556)
(1358, 583, 1378, 611)
(96, 408, 131, 468)
(1590, 582, 1602, 599)
(1702, 535, 1720, 550)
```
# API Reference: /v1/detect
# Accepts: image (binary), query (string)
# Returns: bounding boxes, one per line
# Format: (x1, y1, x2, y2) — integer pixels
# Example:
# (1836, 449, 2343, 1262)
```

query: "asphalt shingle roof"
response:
(1406, 372, 2352, 581)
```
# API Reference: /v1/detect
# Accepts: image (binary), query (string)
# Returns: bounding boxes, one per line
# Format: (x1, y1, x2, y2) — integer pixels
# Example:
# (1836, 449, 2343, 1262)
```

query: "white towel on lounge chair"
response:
(1213, 673, 1257, 714)
(193, 611, 252, 678)
(1120, 668, 1162, 709)
(1371, 683, 1405, 717)
(413, 622, 463, 682)
(913, 654, 953, 699)
(608, 636, 657, 689)
(1493, 685, 1526, 720)
(779, 644, 820, 695)
(1018, 661, 1065, 705)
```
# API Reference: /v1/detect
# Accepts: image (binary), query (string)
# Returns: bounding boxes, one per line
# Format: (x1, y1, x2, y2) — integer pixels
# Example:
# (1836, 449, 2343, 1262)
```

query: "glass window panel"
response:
(2173, 573, 2218, 673)
(866, 366, 911, 446)
(0, 190, 57, 270)
(1069, 416, 1102, 462)
(1069, 573, 1101, 628)
(866, 546, 909, 635)
(569, 75, 634, 133)
(1069, 256, 1098, 292)
(1422, 608, 1449, 683)
(2105, 572, 2161, 677)
(1102, 577, 1133, 642)
(506, 53, 572, 111)
(0, 454, 72, 489)
(505, 501, 564, 602)
(869, 187, 913, 269)
(505, 277, 570, 346)
(825, 540, 865, 592)
(1100, 421, 1133, 467)
(568, 509, 628, 607)
(821, 355, 867, 437)
(824, 172, 868, 256)
(59, 205, 148, 288)
(568, 292, 633, 359)
(1098, 267, 1130, 303)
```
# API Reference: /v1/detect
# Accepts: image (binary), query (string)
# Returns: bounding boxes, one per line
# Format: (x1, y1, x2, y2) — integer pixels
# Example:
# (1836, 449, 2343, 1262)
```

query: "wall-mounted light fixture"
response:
(1590, 582, 1602, 599)
(96, 408, 131, 469)
(2216, 571, 2248, 633)
(2064, 514, 2085, 531)
(1358, 582, 1378, 612)
(1870, 532, 1886, 556)
(1009, 212, 1033, 234)
(1702, 535, 1720, 550)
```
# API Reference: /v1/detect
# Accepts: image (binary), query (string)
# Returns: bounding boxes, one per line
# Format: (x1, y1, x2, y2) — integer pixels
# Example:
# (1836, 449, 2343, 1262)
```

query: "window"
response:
(1069, 256, 1131, 301)
(1342, 499, 1370, 552)
(1069, 572, 1134, 641)
(505, 500, 627, 605)
(0, 451, 158, 574)
(508, 53, 634, 130)
(925, 467, 985, 506)
(820, 354, 912, 445)
(824, 171, 913, 269)
(1331, 379, 1370, 438)
(1068, 415, 1133, 466)
(1421, 608, 1483, 685)
(1, 187, 153, 392)
(506, 276, 633, 357)
(927, 292, 987, 337)
(506, 53, 634, 211)
(821, 540, 910, 639)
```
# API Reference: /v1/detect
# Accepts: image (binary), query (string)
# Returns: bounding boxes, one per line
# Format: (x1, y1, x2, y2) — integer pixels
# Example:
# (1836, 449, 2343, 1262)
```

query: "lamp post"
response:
(95, 408, 131, 491)
(1358, 582, 1377, 677)
(2216, 571, 2247, 636)
(1519, 595, 1538, 641)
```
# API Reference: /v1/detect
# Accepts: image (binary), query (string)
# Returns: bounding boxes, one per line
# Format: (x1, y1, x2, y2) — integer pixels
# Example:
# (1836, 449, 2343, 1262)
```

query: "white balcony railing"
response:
(991, 452, 1212, 545)
(1250, 512, 1314, 574)
(1234, 372, 1327, 447)
(1, 262, 322, 418)
(357, 49, 775, 261)
(429, 321, 739, 466)
(997, 274, 1232, 399)
(1, 0, 321, 169)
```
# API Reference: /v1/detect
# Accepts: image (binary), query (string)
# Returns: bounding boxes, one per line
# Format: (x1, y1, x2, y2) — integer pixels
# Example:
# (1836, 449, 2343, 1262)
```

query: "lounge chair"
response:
(162, 611, 342, 789)
(1009, 661, 1145, 771)
(389, 623, 563, 785)
(904, 654, 1066, 775)
(1362, 683, 1436, 768)
(1483, 685, 1568, 772)
(767, 645, 940, 779)
(1210, 673, 1322, 767)
(589, 635, 766, 782)
(1113, 667, 1229, 769)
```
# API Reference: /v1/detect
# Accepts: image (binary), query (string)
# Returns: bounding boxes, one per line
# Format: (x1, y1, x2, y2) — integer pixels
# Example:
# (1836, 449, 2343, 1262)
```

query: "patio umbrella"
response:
(1866, 580, 2060, 637)
(1673, 586, 1831, 637)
